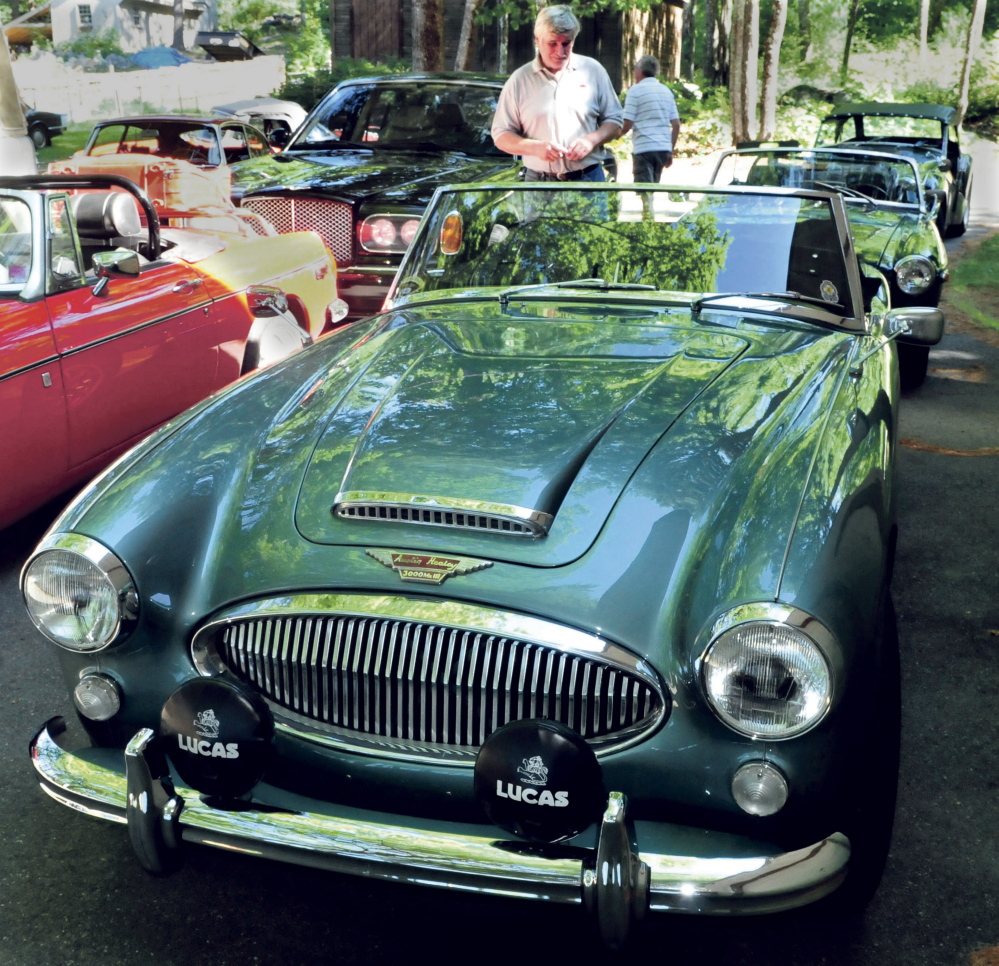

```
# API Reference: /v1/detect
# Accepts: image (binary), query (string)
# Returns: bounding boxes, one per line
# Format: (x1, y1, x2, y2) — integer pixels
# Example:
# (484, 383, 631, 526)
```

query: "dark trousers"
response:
(632, 150, 673, 184)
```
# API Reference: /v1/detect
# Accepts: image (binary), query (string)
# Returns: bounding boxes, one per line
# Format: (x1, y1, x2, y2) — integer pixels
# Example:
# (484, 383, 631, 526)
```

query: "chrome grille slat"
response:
(240, 197, 353, 264)
(213, 612, 665, 760)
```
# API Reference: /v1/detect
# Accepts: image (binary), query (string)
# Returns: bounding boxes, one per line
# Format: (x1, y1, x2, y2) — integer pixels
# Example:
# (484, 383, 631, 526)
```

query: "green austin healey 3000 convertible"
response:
(25, 183, 942, 948)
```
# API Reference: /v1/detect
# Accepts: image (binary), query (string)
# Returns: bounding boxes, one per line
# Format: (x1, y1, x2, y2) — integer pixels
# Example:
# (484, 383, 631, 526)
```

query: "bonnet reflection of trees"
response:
(434, 191, 733, 295)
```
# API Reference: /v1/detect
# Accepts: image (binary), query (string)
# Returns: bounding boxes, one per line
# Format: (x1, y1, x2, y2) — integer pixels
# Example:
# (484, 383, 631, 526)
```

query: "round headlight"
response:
(894, 255, 935, 295)
(701, 619, 831, 739)
(366, 217, 397, 248)
(399, 218, 421, 246)
(21, 535, 136, 652)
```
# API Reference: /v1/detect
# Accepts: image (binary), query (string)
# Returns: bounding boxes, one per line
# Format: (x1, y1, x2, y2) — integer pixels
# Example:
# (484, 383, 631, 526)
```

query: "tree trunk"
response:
(172, 0, 186, 51)
(328, 0, 337, 66)
(497, 13, 508, 74)
(704, 0, 731, 84)
(681, 0, 696, 79)
(730, 0, 745, 142)
(758, 0, 786, 140)
(956, 0, 987, 126)
(455, 0, 481, 71)
(839, 0, 862, 84)
(798, 0, 812, 61)
(918, 0, 930, 63)
(730, 0, 758, 144)
(412, 0, 444, 71)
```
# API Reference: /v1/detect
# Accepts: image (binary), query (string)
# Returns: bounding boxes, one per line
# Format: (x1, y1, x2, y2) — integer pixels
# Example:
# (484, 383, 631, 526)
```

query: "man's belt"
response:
(527, 163, 601, 182)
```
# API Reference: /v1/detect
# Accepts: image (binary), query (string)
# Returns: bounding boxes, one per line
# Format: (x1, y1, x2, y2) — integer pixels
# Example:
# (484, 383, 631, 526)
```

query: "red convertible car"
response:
(0, 173, 346, 530)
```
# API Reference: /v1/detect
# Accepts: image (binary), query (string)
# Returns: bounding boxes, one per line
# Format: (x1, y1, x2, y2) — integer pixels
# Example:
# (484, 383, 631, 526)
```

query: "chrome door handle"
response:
(172, 278, 203, 294)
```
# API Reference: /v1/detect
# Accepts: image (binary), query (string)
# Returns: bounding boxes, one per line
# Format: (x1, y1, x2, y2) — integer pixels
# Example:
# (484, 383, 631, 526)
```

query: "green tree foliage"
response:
(218, 0, 286, 43)
(476, 0, 664, 30)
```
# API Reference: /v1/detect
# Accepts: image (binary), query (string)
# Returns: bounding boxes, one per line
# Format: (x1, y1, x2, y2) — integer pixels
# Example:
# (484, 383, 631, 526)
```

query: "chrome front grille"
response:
(195, 595, 666, 763)
(240, 197, 353, 263)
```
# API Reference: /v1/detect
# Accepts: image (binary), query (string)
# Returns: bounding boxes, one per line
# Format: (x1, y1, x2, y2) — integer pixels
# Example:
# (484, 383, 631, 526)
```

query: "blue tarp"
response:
(129, 46, 194, 69)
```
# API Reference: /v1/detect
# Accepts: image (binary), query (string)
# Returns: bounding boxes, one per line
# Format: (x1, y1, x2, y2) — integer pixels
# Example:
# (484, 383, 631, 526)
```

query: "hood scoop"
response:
(296, 317, 748, 566)
(333, 493, 553, 537)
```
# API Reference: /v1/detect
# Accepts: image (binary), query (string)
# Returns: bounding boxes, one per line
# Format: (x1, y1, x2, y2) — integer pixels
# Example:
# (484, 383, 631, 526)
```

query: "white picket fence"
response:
(13, 54, 287, 122)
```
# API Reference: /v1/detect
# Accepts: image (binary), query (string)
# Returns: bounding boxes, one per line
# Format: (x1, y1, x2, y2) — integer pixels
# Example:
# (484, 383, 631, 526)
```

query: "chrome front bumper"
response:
(31, 718, 849, 920)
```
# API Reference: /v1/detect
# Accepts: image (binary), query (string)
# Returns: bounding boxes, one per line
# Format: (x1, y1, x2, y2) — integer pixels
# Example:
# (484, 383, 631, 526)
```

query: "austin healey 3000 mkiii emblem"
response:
(366, 549, 492, 584)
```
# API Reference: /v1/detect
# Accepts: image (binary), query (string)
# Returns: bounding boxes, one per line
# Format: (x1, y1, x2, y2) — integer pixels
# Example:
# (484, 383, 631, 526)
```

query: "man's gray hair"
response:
(535, 4, 581, 40)
(636, 54, 660, 77)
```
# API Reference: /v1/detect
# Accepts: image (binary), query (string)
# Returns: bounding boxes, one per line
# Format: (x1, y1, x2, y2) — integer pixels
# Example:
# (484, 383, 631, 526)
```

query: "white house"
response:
(6, 0, 218, 53)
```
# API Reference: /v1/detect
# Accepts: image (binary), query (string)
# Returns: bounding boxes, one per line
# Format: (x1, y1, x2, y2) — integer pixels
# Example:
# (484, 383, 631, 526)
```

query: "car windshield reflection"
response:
(395, 186, 853, 318)
(293, 83, 504, 157)
(714, 150, 923, 206)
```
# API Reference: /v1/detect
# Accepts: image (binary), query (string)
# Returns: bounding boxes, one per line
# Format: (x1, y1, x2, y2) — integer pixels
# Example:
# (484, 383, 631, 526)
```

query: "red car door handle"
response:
(172, 278, 203, 294)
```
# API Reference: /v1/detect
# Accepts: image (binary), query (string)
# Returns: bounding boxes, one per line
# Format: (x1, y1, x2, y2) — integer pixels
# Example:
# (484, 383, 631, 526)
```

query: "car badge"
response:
(518, 755, 549, 786)
(193, 709, 221, 739)
(365, 549, 492, 585)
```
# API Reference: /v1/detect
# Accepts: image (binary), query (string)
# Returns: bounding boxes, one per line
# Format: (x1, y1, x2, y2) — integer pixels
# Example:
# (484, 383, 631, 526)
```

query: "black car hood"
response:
(231, 149, 516, 206)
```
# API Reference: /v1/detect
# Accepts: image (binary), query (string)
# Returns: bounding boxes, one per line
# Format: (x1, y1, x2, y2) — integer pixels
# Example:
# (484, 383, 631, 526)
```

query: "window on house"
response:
(131, 9, 142, 27)
(78, 4, 92, 29)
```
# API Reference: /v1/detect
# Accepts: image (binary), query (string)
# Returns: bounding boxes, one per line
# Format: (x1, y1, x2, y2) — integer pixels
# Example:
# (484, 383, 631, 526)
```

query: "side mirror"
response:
(91, 249, 141, 296)
(268, 128, 291, 149)
(92, 248, 141, 277)
(886, 306, 945, 346)
(937, 158, 952, 173)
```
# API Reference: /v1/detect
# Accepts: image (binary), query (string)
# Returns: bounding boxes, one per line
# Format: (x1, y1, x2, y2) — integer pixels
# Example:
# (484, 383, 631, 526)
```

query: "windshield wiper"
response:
(692, 290, 844, 314)
(499, 278, 656, 305)
(289, 139, 369, 150)
(809, 180, 876, 202)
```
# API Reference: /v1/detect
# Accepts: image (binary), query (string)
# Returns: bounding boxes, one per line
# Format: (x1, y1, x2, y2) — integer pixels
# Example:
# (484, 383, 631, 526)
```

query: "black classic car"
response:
(25, 106, 69, 149)
(815, 102, 972, 237)
(26, 183, 943, 947)
(229, 73, 519, 319)
(711, 146, 949, 387)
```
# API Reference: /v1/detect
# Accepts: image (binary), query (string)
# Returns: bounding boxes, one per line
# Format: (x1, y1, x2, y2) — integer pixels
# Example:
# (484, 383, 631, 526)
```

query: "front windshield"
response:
(397, 186, 853, 317)
(714, 150, 922, 205)
(816, 115, 945, 147)
(293, 83, 504, 156)
(88, 123, 222, 167)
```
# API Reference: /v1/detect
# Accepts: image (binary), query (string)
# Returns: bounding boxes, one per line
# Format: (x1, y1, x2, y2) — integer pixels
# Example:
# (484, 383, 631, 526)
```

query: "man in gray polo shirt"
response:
(622, 55, 681, 184)
(491, 5, 622, 182)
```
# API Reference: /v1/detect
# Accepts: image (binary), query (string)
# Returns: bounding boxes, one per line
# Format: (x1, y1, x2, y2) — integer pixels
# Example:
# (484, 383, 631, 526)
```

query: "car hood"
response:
(844, 205, 915, 266)
(231, 149, 515, 205)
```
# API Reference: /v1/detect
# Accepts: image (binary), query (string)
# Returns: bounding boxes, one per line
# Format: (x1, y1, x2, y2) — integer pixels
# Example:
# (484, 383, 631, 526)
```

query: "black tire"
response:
(827, 593, 901, 912)
(934, 197, 948, 238)
(898, 343, 930, 391)
(947, 185, 971, 238)
(29, 125, 49, 149)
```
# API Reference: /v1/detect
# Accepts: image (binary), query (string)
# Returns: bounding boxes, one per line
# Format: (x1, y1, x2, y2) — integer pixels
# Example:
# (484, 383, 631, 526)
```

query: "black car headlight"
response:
(700, 604, 835, 739)
(358, 214, 422, 254)
(894, 255, 936, 295)
(21, 534, 137, 652)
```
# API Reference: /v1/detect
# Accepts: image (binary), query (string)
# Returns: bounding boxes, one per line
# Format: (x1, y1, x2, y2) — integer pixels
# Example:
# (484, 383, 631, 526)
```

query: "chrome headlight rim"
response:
(697, 603, 841, 741)
(894, 254, 936, 295)
(20, 533, 138, 652)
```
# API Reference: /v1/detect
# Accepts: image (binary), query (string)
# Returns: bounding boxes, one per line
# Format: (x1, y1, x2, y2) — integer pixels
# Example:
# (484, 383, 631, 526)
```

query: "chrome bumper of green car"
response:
(31, 717, 849, 932)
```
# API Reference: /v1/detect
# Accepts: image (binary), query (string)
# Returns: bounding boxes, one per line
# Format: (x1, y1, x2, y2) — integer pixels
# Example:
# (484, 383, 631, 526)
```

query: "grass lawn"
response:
(945, 231, 999, 333)
(36, 125, 92, 166)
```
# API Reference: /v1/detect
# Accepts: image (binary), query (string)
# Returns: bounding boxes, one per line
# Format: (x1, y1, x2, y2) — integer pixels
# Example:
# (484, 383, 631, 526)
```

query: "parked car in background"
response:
(815, 102, 972, 237)
(212, 98, 308, 144)
(711, 146, 948, 388)
(25, 182, 943, 948)
(24, 106, 69, 148)
(230, 73, 519, 320)
(0, 173, 345, 530)
(76, 115, 273, 171)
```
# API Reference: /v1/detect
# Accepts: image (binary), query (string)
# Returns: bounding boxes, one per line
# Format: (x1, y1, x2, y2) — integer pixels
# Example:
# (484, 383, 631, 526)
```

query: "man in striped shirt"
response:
(622, 55, 681, 184)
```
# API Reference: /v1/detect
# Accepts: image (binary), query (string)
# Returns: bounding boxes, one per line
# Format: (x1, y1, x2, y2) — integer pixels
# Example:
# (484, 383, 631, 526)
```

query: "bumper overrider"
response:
(32, 717, 849, 947)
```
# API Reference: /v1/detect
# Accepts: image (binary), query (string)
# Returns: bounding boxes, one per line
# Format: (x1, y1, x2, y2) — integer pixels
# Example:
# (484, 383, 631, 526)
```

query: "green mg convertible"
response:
(24, 184, 942, 947)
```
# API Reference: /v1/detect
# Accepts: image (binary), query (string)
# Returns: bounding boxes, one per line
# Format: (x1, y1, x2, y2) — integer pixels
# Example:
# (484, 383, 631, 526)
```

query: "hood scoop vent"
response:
(333, 492, 552, 538)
